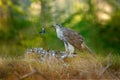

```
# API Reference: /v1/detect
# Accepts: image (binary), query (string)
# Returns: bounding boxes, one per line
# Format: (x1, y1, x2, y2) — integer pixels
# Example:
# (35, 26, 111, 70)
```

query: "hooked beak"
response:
(51, 24, 56, 28)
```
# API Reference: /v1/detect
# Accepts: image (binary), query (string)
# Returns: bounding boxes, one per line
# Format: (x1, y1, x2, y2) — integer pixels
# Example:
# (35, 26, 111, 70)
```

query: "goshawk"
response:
(53, 24, 92, 54)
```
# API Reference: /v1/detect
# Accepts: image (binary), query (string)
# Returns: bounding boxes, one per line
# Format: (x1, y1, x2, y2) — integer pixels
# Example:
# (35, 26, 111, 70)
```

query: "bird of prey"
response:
(53, 24, 92, 54)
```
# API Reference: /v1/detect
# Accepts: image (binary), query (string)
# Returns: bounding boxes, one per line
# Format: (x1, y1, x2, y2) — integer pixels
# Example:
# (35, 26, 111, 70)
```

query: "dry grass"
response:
(0, 53, 119, 80)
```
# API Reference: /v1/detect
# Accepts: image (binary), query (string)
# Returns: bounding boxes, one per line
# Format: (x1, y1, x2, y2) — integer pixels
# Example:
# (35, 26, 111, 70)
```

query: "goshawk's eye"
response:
(57, 24, 61, 26)
(56, 24, 59, 26)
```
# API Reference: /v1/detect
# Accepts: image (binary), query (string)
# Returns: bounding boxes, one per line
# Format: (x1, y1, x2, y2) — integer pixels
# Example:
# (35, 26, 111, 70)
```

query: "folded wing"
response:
(62, 28, 84, 51)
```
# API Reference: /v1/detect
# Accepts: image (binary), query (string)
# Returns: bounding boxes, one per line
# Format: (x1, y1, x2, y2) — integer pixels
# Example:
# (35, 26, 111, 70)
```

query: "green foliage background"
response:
(0, 0, 120, 56)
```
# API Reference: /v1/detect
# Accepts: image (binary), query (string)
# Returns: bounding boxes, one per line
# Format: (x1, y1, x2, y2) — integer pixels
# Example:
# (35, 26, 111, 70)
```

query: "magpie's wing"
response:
(39, 28, 46, 34)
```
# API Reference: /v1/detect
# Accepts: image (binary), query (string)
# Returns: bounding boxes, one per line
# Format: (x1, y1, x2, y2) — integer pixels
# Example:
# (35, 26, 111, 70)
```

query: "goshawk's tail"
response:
(81, 42, 93, 54)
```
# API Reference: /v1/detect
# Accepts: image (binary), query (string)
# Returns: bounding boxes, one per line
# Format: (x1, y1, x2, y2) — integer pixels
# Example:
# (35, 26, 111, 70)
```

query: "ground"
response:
(0, 52, 120, 80)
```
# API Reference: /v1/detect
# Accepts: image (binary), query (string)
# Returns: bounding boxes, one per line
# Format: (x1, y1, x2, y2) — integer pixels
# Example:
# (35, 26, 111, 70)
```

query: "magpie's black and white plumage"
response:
(39, 28, 46, 34)
(53, 24, 92, 54)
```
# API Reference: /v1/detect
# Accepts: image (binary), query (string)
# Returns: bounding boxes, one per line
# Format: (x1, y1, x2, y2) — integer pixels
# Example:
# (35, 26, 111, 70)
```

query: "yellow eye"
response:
(56, 24, 59, 26)
(56, 24, 61, 26)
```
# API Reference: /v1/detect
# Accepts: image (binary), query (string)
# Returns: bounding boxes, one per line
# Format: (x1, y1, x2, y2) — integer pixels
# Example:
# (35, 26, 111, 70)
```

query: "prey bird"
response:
(53, 24, 92, 55)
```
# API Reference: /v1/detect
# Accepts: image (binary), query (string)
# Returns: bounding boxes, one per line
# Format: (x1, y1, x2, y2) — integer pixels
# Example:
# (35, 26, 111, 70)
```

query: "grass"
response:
(0, 52, 120, 80)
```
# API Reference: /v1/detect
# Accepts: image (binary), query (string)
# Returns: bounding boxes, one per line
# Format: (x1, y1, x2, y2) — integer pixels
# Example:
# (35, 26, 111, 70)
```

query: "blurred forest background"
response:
(0, 0, 120, 57)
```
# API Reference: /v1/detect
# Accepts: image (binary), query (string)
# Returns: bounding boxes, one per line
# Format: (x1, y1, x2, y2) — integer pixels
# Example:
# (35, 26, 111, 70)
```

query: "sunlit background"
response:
(0, 0, 120, 56)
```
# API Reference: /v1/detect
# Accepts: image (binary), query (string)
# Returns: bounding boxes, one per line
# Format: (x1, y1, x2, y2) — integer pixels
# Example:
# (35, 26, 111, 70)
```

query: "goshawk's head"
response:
(53, 24, 63, 29)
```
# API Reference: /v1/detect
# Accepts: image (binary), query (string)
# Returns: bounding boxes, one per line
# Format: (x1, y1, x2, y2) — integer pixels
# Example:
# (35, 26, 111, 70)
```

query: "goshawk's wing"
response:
(62, 27, 84, 51)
